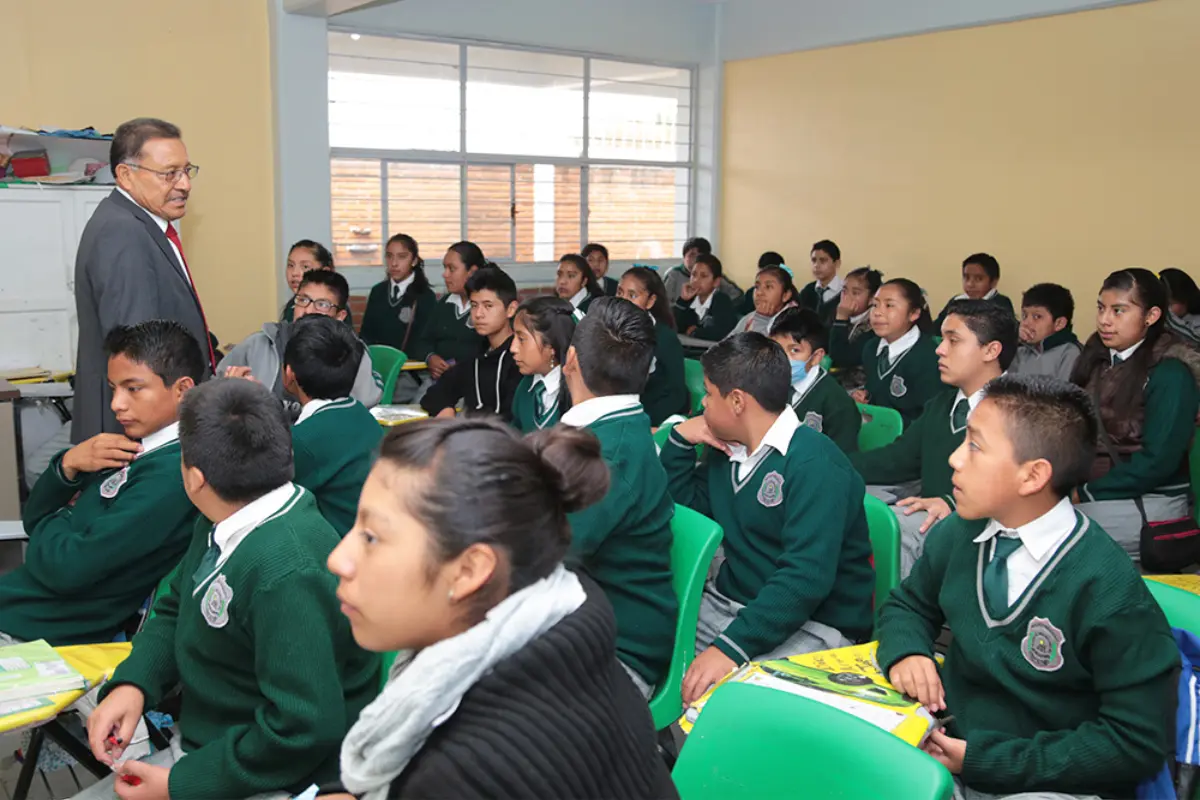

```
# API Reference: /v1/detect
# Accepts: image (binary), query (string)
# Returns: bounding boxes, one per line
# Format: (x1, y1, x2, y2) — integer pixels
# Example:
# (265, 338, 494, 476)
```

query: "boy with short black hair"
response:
(798, 239, 843, 325)
(1010, 283, 1081, 382)
(581, 242, 617, 296)
(421, 266, 523, 420)
(675, 253, 739, 341)
(284, 315, 383, 535)
(561, 296, 677, 698)
(878, 375, 1176, 799)
(0, 321, 201, 645)
(935, 253, 1016, 327)
(219, 269, 382, 413)
(769, 308, 860, 453)
(663, 333, 874, 705)
(86, 378, 377, 799)
(850, 299, 1019, 576)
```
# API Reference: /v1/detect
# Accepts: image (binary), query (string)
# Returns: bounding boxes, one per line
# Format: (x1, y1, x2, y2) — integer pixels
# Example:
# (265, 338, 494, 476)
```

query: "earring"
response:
(447, 589, 455, 602)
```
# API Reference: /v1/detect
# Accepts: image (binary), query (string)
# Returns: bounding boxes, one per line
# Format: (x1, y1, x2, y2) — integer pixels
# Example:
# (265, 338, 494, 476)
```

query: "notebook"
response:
(0, 640, 87, 703)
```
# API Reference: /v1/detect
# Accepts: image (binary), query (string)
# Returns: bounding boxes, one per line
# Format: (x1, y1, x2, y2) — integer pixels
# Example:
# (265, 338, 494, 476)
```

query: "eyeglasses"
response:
(122, 162, 200, 184)
(294, 295, 340, 312)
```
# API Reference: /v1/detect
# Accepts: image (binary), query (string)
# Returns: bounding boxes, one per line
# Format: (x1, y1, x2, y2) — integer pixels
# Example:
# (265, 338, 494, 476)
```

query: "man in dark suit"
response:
(72, 118, 216, 443)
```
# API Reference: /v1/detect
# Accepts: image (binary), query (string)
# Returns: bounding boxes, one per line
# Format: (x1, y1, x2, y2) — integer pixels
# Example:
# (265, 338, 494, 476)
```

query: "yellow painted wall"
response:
(721, 0, 1200, 328)
(2, 1, 278, 344)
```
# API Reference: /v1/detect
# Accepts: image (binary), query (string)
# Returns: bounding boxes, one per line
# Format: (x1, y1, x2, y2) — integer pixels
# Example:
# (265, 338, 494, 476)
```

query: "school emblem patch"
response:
(202, 574, 234, 629)
(99, 466, 129, 499)
(803, 411, 824, 433)
(1021, 616, 1065, 672)
(890, 375, 907, 398)
(757, 471, 785, 508)
(398, 307, 413, 324)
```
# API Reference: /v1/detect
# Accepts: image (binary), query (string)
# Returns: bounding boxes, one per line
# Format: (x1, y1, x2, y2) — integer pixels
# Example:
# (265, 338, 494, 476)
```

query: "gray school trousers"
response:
(694, 580, 852, 663)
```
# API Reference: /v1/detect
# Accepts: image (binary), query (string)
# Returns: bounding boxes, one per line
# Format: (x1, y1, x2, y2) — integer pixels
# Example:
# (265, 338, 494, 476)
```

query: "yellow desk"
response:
(0, 643, 131, 734)
(401, 361, 427, 372)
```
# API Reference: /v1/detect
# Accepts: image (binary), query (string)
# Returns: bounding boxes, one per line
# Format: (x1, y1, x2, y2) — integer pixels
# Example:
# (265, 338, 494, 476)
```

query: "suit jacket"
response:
(72, 190, 211, 443)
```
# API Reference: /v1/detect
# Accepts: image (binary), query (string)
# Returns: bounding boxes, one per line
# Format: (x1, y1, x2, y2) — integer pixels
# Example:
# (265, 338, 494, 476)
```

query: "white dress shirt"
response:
(560, 394, 641, 428)
(533, 367, 563, 412)
(568, 287, 589, 310)
(817, 274, 845, 303)
(389, 273, 415, 302)
(973, 497, 1078, 604)
(117, 187, 190, 285)
(727, 405, 800, 481)
(876, 324, 921, 363)
(1109, 338, 1145, 363)
(138, 421, 180, 458)
(690, 292, 716, 322)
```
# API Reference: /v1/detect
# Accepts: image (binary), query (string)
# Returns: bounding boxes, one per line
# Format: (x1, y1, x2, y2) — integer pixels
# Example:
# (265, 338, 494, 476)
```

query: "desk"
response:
(401, 361, 427, 372)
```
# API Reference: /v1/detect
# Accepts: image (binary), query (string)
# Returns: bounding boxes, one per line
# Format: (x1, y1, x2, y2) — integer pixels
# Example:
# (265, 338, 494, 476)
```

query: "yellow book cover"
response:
(1146, 574, 1200, 595)
(679, 642, 936, 746)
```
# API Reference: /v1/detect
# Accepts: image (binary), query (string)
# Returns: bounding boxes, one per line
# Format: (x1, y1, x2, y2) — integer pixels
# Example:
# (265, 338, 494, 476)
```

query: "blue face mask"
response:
(790, 359, 808, 384)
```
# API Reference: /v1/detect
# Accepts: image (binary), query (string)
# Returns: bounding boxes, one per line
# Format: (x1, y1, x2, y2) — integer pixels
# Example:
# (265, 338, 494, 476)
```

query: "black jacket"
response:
(420, 335, 522, 421)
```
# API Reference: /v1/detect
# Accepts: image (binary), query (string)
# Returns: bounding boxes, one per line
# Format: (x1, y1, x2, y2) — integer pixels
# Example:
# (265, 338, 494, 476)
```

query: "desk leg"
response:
(12, 726, 44, 800)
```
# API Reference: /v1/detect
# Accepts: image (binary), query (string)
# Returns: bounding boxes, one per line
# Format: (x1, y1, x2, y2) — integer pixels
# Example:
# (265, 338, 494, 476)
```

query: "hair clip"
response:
(779, 265, 794, 277)
(633, 263, 659, 272)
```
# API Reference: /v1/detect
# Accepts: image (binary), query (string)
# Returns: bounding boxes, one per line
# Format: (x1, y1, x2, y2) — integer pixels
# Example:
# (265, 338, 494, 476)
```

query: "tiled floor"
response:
(0, 732, 101, 800)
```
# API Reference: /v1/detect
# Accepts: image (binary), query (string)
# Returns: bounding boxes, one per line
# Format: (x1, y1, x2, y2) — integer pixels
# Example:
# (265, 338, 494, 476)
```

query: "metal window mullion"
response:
(688, 63, 698, 237)
(581, 57, 590, 249)
(459, 43, 468, 241)
(509, 164, 516, 260)
(379, 160, 389, 266)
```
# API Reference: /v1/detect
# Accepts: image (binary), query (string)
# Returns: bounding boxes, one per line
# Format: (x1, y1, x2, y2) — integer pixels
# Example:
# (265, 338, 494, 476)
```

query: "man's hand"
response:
(671, 416, 732, 455)
(222, 365, 258, 382)
(680, 283, 698, 302)
(922, 729, 966, 774)
(897, 496, 953, 533)
(87, 684, 145, 765)
(114, 760, 170, 800)
(61, 434, 141, 481)
(888, 655, 945, 711)
(427, 355, 449, 379)
(682, 646, 737, 705)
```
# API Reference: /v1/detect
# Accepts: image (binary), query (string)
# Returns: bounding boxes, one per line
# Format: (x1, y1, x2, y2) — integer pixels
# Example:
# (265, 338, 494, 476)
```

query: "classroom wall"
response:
(719, 0, 1200, 328)
(2, 1, 278, 344)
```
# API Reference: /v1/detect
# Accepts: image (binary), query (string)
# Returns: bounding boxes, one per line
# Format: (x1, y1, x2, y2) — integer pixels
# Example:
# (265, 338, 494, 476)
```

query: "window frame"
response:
(327, 28, 699, 267)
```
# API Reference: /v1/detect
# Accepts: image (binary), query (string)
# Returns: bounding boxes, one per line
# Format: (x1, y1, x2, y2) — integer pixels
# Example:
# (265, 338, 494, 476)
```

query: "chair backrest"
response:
(684, 358, 706, 415)
(648, 505, 724, 730)
(368, 345, 408, 404)
(672, 682, 954, 800)
(865, 494, 901, 624)
(1145, 578, 1200, 634)
(379, 650, 398, 691)
(858, 402, 904, 451)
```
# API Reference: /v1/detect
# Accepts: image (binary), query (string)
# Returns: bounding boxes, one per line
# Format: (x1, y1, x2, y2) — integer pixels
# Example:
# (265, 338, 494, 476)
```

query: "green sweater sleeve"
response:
(960, 603, 1177, 795)
(403, 289, 438, 360)
(642, 331, 688, 427)
(825, 392, 861, 454)
(829, 322, 864, 368)
(1081, 359, 1200, 501)
(407, 297, 442, 362)
(874, 519, 953, 672)
(358, 285, 386, 347)
(699, 293, 739, 341)
(20, 451, 81, 531)
(167, 569, 355, 799)
(673, 301, 699, 334)
(848, 411, 926, 486)
(714, 458, 858, 662)
(660, 429, 711, 518)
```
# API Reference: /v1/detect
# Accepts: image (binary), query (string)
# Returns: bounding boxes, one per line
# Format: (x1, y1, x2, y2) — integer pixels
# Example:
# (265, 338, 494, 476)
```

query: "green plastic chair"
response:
(820, 354, 833, 372)
(672, 682, 954, 800)
(648, 504, 724, 730)
(368, 345, 408, 404)
(1145, 578, 1200, 634)
(865, 494, 901, 625)
(379, 650, 397, 691)
(858, 403, 904, 451)
(684, 359, 706, 415)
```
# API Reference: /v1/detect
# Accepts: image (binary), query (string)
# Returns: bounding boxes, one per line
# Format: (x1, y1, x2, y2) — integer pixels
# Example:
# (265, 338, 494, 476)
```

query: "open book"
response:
(679, 642, 936, 746)
(370, 405, 430, 427)
(0, 640, 87, 704)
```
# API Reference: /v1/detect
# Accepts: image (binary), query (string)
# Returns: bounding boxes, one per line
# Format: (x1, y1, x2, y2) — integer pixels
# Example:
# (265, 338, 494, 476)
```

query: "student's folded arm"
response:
(419, 360, 466, 415)
(673, 303, 698, 333)
(1080, 360, 1199, 502)
(659, 429, 711, 517)
(21, 469, 195, 596)
(21, 451, 83, 531)
(167, 570, 353, 799)
(874, 522, 953, 672)
(828, 322, 862, 368)
(829, 397, 861, 454)
(960, 604, 1178, 795)
(847, 412, 926, 486)
(714, 462, 848, 662)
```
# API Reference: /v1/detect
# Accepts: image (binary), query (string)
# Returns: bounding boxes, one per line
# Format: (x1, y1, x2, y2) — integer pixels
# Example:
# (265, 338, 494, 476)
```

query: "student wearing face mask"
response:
(769, 309, 860, 453)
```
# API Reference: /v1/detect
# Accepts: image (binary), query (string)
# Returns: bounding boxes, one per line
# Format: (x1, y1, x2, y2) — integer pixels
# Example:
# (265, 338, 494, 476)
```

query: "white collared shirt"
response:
(568, 287, 589, 310)
(950, 380, 992, 429)
(390, 273, 415, 301)
(212, 483, 298, 558)
(117, 187, 190, 285)
(560, 394, 640, 429)
(973, 497, 1077, 604)
(690, 292, 715, 322)
(295, 397, 340, 425)
(446, 293, 468, 316)
(138, 421, 180, 458)
(1110, 339, 1145, 364)
(791, 364, 822, 403)
(727, 405, 800, 481)
(818, 274, 845, 303)
(533, 367, 563, 412)
(952, 288, 998, 302)
(850, 309, 870, 327)
(876, 324, 921, 362)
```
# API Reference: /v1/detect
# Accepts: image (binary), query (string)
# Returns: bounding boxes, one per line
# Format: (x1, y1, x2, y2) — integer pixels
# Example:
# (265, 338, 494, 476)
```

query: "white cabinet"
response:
(0, 185, 112, 372)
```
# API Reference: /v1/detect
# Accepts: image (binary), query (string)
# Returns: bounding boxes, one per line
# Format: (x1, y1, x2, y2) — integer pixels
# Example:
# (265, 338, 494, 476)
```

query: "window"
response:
(328, 33, 694, 269)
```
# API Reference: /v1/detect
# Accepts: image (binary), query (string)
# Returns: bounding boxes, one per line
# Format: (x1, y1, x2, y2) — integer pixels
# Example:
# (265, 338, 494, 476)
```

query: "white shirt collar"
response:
(560, 394, 640, 429)
(953, 287, 998, 302)
(138, 421, 179, 457)
(973, 497, 1076, 556)
(1110, 339, 1145, 362)
(690, 292, 715, 319)
(850, 309, 870, 326)
(533, 366, 563, 409)
(390, 273, 415, 295)
(953, 378, 994, 417)
(212, 483, 298, 555)
(117, 186, 168, 233)
(876, 324, 921, 360)
(446, 293, 468, 314)
(727, 405, 801, 474)
(818, 274, 845, 301)
(295, 397, 341, 425)
(568, 287, 589, 310)
(791, 365, 822, 401)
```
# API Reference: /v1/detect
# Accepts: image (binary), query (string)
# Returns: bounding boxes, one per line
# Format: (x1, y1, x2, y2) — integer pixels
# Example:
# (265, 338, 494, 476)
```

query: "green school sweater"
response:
(791, 368, 861, 453)
(0, 445, 196, 645)
(642, 324, 690, 426)
(661, 423, 874, 661)
(835, 332, 941, 427)
(566, 405, 677, 685)
(292, 398, 383, 535)
(674, 292, 739, 341)
(1080, 357, 1200, 503)
(876, 512, 1177, 797)
(849, 389, 962, 503)
(510, 375, 564, 433)
(797, 281, 841, 326)
(409, 294, 481, 364)
(106, 487, 379, 799)
(359, 280, 438, 352)
(936, 292, 1016, 328)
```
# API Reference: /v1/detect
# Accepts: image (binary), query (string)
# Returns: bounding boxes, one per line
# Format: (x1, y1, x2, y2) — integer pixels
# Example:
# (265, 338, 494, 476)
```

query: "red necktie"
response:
(164, 223, 217, 373)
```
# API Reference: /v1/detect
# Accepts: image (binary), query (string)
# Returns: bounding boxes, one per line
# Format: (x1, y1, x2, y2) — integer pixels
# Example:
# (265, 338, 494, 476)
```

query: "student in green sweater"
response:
(359, 233, 439, 353)
(0, 321, 202, 646)
(556, 253, 603, 315)
(797, 239, 843, 326)
(878, 375, 1177, 799)
(582, 242, 619, 296)
(662, 333, 874, 705)
(934, 252, 1016, 328)
(829, 266, 883, 391)
(86, 378, 377, 800)
(674, 254, 739, 341)
(414, 241, 487, 379)
(618, 266, 690, 426)
(284, 315, 384, 536)
(509, 296, 576, 432)
(1070, 269, 1200, 566)
(850, 300, 1018, 576)
(560, 297, 677, 698)
(769, 308, 860, 453)
(829, 277, 941, 426)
